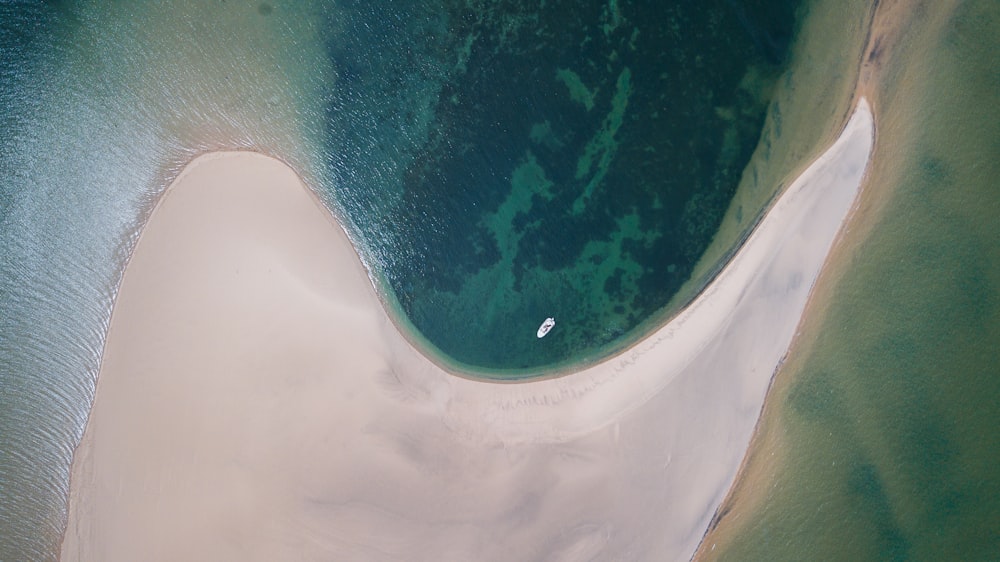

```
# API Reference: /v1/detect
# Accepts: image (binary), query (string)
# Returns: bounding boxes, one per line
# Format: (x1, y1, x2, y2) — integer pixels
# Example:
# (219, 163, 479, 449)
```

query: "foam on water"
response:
(0, 3, 335, 558)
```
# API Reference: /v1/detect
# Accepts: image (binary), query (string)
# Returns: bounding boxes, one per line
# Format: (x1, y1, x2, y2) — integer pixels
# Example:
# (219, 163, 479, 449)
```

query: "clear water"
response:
(0, 1, 805, 559)
(320, 0, 801, 371)
(1, 2, 337, 558)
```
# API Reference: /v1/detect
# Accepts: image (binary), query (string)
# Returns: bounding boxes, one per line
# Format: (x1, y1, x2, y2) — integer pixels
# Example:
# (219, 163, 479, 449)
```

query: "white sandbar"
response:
(60, 101, 873, 561)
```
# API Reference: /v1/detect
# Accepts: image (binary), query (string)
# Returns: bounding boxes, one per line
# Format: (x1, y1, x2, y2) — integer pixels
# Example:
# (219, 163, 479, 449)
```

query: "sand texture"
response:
(60, 101, 873, 561)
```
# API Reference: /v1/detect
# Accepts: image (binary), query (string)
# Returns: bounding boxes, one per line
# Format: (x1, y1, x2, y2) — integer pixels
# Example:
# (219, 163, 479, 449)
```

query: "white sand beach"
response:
(60, 100, 874, 561)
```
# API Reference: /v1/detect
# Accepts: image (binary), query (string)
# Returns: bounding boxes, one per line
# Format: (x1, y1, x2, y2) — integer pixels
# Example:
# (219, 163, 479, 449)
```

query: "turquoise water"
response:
(321, 0, 800, 370)
(0, 1, 803, 559)
(1, 3, 336, 558)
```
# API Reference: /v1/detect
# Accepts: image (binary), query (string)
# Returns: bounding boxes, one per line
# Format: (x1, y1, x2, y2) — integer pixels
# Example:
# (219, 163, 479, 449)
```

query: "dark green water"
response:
(713, 1, 1000, 559)
(322, 0, 801, 371)
(0, 1, 828, 558)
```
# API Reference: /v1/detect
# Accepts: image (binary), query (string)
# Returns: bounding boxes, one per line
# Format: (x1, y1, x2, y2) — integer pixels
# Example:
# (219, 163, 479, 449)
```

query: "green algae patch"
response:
(573, 67, 632, 213)
(556, 67, 598, 111)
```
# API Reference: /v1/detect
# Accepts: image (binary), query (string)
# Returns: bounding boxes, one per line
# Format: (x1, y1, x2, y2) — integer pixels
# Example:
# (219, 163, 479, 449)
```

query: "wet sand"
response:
(60, 100, 873, 561)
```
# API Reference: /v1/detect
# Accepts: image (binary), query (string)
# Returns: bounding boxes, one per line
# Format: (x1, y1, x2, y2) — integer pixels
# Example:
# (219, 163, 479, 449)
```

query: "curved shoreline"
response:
(60, 100, 873, 561)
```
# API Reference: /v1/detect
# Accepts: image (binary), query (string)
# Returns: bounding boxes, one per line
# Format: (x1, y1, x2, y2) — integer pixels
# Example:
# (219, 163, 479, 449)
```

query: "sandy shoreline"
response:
(60, 101, 873, 561)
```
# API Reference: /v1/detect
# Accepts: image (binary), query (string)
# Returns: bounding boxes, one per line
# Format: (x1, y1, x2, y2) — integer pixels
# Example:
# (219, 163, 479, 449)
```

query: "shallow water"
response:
(1, 3, 335, 558)
(706, 1, 1000, 559)
(1, 1, 811, 558)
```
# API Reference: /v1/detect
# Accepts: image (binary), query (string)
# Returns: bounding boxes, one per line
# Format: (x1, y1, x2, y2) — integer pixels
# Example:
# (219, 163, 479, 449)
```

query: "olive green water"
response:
(710, 1, 1000, 559)
(1, 0, 995, 559)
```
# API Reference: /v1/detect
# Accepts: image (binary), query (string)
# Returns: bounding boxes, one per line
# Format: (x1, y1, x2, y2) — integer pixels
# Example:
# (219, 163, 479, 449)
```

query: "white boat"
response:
(536, 317, 555, 338)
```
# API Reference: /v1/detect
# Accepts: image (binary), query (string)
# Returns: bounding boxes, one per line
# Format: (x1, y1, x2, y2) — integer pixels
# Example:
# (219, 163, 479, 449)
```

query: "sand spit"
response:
(60, 101, 873, 561)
